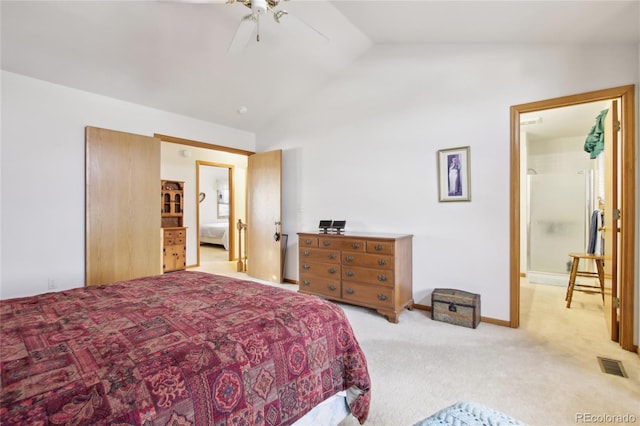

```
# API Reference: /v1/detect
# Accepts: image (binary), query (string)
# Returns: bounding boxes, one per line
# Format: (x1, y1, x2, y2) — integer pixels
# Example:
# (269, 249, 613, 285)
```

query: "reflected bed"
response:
(200, 222, 229, 250)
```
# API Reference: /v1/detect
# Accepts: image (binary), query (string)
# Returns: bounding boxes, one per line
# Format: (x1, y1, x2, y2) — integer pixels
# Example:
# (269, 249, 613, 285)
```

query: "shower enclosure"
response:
(527, 170, 595, 285)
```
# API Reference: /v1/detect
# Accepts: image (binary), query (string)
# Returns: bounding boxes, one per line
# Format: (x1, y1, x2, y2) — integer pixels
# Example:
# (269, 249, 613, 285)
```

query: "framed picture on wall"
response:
(437, 146, 471, 202)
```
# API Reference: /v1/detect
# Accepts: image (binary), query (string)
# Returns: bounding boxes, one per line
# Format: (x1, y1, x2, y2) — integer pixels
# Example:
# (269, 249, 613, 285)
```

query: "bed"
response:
(200, 222, 229, 250)
(0, 271, 370, 425)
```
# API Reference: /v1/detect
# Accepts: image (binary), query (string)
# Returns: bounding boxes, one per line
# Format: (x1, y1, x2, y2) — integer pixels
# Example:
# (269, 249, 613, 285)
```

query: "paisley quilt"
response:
(0, 271, 370, 425)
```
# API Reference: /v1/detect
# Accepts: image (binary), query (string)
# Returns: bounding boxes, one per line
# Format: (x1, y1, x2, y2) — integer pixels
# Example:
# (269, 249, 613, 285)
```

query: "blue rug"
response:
(413, 401, 526, 426)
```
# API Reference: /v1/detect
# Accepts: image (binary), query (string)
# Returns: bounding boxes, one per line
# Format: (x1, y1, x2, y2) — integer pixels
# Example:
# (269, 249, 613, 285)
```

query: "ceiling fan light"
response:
(251, 0, 267, 15)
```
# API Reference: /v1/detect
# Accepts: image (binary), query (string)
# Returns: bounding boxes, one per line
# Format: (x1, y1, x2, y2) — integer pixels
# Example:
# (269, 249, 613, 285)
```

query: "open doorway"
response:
(519, 101, 612, 346)
(156, 133, 252, 274)
(510, 85, 636, 352)
(197, 161, 236, 273)
(521, 101, 609, 286)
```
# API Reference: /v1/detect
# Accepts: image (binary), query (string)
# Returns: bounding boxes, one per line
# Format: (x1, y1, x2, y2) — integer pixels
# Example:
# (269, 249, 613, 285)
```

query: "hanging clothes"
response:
(587, 209, 604, 255)
(583, 108, 608, 159)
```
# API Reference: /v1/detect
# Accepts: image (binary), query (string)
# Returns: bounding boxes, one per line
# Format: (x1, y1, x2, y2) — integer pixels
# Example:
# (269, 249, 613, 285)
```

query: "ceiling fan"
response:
(174, 0, 328, 52)
(227, 0, 290, 51)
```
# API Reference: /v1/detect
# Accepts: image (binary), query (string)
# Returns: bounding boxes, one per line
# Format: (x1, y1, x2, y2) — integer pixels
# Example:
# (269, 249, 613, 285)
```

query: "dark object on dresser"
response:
(431, 288, 481, 328)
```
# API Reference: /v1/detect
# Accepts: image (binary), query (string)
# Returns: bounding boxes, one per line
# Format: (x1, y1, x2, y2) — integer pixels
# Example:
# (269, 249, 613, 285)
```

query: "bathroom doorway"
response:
(510, 85, 636, 351)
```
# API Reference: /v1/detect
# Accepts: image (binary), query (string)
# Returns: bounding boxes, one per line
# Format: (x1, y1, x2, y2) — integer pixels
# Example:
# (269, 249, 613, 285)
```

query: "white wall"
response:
(257, 43, 639, 322)
(0, 71, 254, 299)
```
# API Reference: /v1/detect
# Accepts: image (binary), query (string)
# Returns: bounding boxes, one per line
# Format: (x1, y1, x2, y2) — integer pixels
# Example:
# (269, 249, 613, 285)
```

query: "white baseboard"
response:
(527, 272, 569, 287)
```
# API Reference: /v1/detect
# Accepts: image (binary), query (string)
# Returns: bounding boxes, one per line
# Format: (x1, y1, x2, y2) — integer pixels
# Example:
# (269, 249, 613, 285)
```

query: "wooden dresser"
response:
(298, 232, 413, 323)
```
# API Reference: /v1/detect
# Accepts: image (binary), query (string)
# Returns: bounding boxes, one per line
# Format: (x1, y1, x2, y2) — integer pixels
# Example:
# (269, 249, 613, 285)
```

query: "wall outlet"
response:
(47, 278, 56, 290)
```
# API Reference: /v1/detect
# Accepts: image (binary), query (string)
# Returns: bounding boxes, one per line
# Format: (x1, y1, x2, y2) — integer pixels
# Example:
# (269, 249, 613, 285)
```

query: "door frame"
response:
(509, 85, 636, 351)
(196, 161, 235, 263)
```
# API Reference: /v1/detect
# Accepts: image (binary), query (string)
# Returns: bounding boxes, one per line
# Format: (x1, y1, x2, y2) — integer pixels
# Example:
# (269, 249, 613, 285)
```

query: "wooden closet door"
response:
(86, 126, 162, 286)
(247, 150, 282, 283)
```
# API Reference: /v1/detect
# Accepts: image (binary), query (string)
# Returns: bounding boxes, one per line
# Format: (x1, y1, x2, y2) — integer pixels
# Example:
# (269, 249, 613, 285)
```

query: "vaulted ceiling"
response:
(2, 1, 639, 133)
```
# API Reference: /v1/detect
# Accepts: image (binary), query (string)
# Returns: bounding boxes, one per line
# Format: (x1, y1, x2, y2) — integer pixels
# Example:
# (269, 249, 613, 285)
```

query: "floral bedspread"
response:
(0, 271, 370, 425)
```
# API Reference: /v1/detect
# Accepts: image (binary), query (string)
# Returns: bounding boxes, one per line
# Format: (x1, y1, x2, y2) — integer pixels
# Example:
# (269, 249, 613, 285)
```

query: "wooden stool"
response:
(565, 252, 605, 308)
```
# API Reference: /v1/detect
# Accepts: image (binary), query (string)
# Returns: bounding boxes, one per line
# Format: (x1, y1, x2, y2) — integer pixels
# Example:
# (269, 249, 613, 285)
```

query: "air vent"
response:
(597, 356, 628, 378)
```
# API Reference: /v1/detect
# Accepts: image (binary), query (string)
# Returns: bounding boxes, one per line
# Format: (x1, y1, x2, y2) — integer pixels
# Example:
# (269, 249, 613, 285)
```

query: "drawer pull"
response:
(303, 264, 310, 270)
(378, 259, 387, 266)
(323, 240, 331, 247)
(345, 255, 354, 262)
(302, 280, 310, 286)
(378, 294, 388, 301)
(328, 268, 337, 274)
(305, 239, 312, 245)
(375, 244, 384, 251)
(303, 250, 310, 256)
(328, 285, 337, 291)
(377, 274, 388, 282)
(352, 243, 360, 249)
(346, 271, 354, 277)
(328, 253, 336, 260)
(345, 288, 354, 295)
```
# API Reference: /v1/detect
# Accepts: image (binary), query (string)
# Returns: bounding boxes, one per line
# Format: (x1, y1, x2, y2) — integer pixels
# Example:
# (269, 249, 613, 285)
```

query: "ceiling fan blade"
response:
(279, 12, 329, 44)
(228, 14, 258, 53)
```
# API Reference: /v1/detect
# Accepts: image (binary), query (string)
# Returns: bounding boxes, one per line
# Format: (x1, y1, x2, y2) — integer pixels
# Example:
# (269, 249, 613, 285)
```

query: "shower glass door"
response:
(528, 174, 587, 275)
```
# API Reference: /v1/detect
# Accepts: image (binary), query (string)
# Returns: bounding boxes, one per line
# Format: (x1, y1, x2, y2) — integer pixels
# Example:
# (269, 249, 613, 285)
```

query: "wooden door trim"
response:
(154, 133, 255, 157)
(509, 85, 636, 352)
(196, 161, 235, 263)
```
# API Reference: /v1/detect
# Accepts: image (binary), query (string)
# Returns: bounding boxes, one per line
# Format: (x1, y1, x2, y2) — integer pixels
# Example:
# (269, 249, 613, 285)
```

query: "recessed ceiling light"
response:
(237, 106, 248, 115)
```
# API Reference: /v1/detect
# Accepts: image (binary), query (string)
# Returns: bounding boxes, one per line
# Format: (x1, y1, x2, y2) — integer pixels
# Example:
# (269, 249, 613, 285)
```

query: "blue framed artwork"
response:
(437, 146, 471, 202)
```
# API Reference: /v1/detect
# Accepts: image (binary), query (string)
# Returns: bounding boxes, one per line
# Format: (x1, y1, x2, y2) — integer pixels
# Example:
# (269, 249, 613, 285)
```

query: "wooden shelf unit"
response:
(161, 180, 186, 272)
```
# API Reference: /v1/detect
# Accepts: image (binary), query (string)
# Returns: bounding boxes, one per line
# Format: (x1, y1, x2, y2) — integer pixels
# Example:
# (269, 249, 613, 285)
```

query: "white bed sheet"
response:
(199, 222, 229, 250)
(294, 391, 349, 426)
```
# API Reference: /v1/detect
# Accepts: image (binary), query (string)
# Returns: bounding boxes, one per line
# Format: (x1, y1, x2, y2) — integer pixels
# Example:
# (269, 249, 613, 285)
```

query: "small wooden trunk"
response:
(431, 288, 480, 328)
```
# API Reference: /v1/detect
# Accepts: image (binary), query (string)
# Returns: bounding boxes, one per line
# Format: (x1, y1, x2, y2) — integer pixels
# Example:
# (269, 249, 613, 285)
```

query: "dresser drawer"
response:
(299, 247, 340, 263)
(164, 227, 186, 245)
(342, 282, 393, 308)
(299, 276, 341, 299)
(299, 236, 318, 247)
(318, 237, 366, 252)
(366, 240, 394, 255)
(299, 261, 341, 279)
(342, 252, 393, 270)
(164, 229, 186, 239)
(165, 237, 185, 246)
(342, 265, 394, 287)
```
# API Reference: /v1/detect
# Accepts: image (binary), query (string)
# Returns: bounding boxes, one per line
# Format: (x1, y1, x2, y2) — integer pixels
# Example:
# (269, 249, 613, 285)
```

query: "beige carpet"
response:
(192, 256, 640, 426)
